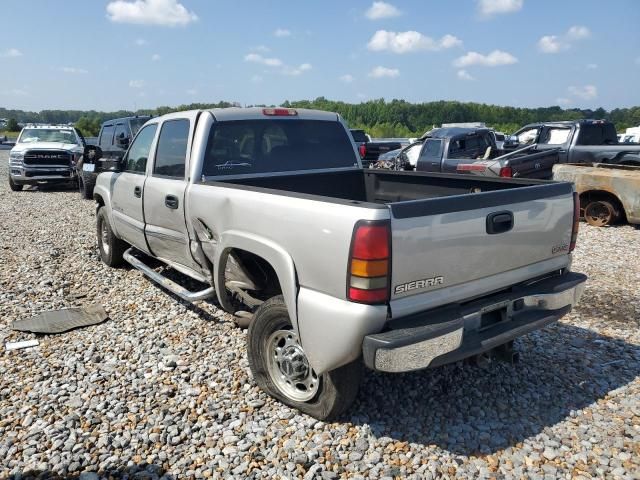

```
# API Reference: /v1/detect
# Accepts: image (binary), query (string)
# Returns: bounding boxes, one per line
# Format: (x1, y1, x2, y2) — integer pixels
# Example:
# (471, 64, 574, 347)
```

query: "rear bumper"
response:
(363, 271, 587, 372)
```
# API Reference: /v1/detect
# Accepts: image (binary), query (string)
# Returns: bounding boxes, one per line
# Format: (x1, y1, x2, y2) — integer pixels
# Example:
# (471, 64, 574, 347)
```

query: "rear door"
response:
(143, 113, 199, 270)
(388, 183, 574, 317)
(111, 123, 158, 250)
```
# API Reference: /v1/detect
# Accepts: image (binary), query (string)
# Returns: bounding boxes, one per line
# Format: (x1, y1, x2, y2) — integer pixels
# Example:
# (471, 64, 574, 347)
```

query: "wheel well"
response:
(94, 193, 105, 207)
(579, 190, 626, 221)
(218, 248, 283, 313)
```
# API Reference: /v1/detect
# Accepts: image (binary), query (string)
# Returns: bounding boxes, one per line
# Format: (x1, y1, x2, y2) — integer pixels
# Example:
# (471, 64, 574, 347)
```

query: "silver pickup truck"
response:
(91, 107, 586, 419)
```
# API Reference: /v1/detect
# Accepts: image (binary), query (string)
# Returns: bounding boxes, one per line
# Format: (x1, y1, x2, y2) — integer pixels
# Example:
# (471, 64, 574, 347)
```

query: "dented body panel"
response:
(553, 163, 640, 224)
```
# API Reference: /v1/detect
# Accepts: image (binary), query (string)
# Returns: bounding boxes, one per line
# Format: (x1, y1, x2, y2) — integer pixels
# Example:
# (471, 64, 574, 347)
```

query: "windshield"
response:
(129, 118, 148, 136)
(19, 128, 78, 144)
(203, 120, 358, 177)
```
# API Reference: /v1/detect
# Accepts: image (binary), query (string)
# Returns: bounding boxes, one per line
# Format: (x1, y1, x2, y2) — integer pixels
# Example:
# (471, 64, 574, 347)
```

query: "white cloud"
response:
(567, 25, 591, 40)
(60, 67, 88, 74)
(457, 69, 475, 81)
(556, 97, 571, 106)
(477, 0, 523, 17)
(568, 85, 597, 100)
(538, 25, 590, 53)
(129, 79, 146, 88)
(367, 30, 462, 54)
(453, 50, 518, 67)
(135, 38, 148, 46)
(340, 74, 355, 83)
(244, 53, 283, 67)
(283, 63, 312, 76)
(1, 48, 22, 58)
(586, 63, 598, 69)
(106, 0, 198, 27)
(369, 66, 400, 78)
(365, 1, 401, 20)
(151, 53, 161, 61)
(274, 28, 291, 37)
(186, 88, 197, 95)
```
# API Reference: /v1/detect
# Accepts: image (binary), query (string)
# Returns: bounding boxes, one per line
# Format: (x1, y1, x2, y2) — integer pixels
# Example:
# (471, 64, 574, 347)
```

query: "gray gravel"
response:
(1, 150, 639, 479)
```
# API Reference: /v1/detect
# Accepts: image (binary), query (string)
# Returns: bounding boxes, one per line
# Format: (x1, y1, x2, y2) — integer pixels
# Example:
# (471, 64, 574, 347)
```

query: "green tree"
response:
(6, 118, 19, 131)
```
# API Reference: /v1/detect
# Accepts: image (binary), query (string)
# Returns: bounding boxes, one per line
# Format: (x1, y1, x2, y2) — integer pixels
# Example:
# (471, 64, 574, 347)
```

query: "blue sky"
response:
(1, 0, 638, 112)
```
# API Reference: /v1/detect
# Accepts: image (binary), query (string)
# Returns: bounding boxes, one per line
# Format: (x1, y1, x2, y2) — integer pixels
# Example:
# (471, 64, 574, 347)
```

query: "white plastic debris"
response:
(5, 339, 39, 351)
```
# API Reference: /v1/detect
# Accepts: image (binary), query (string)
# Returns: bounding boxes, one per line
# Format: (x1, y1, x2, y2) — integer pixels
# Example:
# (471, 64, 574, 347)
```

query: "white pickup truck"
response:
(90, 107, 586, 419)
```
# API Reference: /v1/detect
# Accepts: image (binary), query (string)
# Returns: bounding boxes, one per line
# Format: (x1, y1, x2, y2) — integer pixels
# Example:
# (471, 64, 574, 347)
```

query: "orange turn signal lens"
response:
(350, 259, 388, 277)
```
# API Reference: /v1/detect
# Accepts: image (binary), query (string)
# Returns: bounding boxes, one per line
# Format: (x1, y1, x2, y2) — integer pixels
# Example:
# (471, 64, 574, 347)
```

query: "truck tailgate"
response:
(388, 182, 574, 317)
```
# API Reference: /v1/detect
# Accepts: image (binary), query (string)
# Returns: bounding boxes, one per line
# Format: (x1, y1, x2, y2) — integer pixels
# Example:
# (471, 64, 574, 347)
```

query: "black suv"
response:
(77, 116, 150, 199)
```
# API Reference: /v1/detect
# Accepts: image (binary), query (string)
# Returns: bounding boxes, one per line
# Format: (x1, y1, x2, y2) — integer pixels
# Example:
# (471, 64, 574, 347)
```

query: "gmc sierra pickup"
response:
(90, 107, 586, 419)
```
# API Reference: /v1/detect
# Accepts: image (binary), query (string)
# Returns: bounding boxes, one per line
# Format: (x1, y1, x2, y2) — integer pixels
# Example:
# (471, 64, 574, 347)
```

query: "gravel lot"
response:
(1, 150, 639, 479)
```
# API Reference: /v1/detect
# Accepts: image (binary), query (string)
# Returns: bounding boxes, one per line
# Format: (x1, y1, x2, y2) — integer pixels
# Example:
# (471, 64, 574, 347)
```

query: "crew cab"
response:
(505, 120, 640, 166)
(77, 116, 151, 199)
(8, 125, 85, 191)
(350, 129, 403, 168)
(90, 107, 586, 419)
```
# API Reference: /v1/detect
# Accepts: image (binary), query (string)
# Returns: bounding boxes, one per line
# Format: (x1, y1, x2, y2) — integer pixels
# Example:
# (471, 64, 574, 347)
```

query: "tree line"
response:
(2, 99, 639, 137)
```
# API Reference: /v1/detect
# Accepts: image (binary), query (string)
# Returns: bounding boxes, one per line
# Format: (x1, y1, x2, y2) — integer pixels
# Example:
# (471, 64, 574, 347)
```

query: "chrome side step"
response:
(123, 249, 215, 302)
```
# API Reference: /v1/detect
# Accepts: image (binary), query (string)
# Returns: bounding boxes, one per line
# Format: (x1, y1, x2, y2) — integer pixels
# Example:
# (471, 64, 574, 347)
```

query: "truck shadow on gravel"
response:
(7, 464, 174, 480)
(347, 321, 639, 456)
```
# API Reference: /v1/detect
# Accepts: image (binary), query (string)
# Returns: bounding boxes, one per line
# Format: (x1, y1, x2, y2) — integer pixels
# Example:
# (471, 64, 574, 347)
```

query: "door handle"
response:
(486, 211, 513, 234)
(165, 195, 179, 210)
(134, 186, 142, 198)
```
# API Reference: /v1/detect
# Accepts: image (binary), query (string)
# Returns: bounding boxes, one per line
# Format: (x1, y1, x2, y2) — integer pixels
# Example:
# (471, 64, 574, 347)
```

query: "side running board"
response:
(123, 249, 215, 302)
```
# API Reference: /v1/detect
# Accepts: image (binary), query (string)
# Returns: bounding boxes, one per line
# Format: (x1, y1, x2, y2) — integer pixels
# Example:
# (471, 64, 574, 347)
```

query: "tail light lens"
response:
(262, 108, 298, 116)
(358, 144, 367, 159)
(499, 166, 513, 178)
(347, 221, 391, 304)
(569, 192, 580, 252)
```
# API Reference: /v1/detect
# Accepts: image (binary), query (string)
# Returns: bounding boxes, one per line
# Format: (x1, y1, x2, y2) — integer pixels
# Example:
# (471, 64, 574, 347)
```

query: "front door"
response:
(110, 123, 158, 251)
(143, 116, 198, 270)
(415, 138, 444, 172)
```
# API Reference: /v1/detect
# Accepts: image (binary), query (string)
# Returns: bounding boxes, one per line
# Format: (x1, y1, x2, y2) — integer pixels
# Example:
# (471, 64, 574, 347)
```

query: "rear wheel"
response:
(8, 176, 23, 191)
(97, 207, 128, 267)
(584, 200, 618, 227)
(247, 295, 361, 420)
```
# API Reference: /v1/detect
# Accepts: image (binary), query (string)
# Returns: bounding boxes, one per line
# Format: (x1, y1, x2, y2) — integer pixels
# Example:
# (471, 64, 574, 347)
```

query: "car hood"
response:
(378, 148, 402, 160)
(11, 142, 83, 153)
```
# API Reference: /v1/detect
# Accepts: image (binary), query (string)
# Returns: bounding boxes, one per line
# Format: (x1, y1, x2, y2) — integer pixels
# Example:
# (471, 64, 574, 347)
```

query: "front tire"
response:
(97, 207, 128, 267)
(247, 295, 362, 420)
(8, 176, 23, 191)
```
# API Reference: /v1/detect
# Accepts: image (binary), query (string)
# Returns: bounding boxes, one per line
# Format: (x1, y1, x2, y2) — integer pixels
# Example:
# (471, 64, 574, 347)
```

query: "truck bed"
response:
(213, 169, 560, 206)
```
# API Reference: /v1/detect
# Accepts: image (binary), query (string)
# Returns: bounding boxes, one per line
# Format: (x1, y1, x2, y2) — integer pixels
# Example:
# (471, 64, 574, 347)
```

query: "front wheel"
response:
(8, 176, 23, 191)
(247, 295, 362, 420)
(97, 207, 128, 267)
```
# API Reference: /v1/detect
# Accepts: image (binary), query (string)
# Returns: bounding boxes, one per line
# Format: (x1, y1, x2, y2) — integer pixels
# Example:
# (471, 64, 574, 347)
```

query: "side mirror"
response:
(116, 135, 130, 147)
(503, 135, 519, 147)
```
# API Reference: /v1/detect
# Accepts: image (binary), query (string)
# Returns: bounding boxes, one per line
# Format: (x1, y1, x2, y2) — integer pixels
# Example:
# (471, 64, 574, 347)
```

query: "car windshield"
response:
(19, 128, 78, 144)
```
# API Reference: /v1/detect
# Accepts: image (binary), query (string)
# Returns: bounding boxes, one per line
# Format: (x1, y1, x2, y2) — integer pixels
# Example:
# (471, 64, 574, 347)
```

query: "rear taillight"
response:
(262, 108, 298, 116)
(347, 221, 391, 304)
(358, 144, 367, 159)
(499, 166, 513, 178)
(569, 192, 580, 252)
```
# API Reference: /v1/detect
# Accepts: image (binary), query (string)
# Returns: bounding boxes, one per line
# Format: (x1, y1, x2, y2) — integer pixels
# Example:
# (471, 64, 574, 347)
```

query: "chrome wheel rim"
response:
(266, 328, 319, 402)
(101, 220, 110, 255)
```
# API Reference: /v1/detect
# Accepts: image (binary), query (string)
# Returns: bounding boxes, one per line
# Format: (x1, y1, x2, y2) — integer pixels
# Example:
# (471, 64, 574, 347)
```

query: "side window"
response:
(99, 125, 115, 148)
(540, 127, 571, 145)
(153, 119, 190, 178)
(124, 124, 157, 174)
(114, 123, 129, 145)
(420, 139, 443, 160)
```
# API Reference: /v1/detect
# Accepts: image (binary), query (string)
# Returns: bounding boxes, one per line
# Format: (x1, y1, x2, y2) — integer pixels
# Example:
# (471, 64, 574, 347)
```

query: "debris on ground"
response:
(11, 304, 108, 334)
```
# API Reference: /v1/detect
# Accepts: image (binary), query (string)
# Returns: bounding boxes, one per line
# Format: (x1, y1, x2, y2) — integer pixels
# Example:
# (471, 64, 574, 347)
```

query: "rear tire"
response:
(8, 176, 23, 191)
(79, 171, 96, 200)
(97, 207, 128, 267)
(584, 200, 618, 227)
(247, 295, 362, 420)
